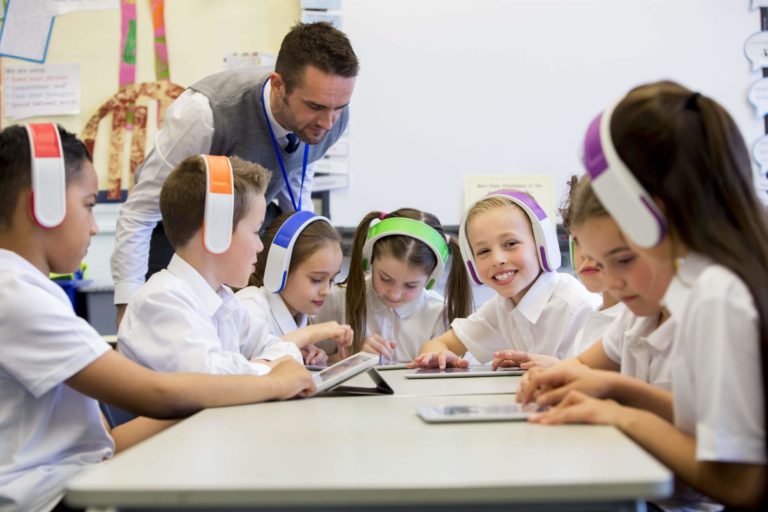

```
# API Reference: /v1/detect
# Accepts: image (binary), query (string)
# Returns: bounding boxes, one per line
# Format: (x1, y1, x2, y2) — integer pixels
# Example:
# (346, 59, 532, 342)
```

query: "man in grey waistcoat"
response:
(111, 22, 358, 325)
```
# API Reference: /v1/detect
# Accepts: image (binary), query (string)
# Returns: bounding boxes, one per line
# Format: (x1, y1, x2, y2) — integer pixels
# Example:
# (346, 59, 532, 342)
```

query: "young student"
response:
(411, 190, 600, 369)
(526, 81, 767, 509)
(237, 211, 353, 366)
(119, 155, 304, 375)
(563, 175, 624, 354)
(515, 178, 675, 404)
(493, 175, 625, 370)
(0, 124, 314, 512)
(315, 208, 472, 363)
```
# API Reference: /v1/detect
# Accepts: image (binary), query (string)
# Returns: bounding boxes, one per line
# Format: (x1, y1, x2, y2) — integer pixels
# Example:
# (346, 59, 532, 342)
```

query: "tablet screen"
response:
(314, 352, 377, 385)
(417, 403, 543, 423)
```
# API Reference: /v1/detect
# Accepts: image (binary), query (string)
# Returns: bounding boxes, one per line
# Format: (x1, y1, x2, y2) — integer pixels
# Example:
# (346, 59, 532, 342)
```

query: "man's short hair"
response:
(275, 21, 359, 93)
(160, 156, 272, 249)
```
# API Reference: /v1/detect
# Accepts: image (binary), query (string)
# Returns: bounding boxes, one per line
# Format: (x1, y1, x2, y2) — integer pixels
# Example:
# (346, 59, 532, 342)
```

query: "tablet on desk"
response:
(417, 403, 541, 423)
(374, 361, 409, 370)
(311, 352, 380, 394)
(404, 366, 526, 379)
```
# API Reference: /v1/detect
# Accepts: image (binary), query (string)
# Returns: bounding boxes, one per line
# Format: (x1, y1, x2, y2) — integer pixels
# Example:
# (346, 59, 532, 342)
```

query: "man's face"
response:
(271, 66, 356, 144)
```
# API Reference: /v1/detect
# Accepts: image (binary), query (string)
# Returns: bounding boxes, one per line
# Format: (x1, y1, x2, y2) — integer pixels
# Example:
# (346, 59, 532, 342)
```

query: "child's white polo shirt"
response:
(0, 250, 113, 511)
(664, 252, 765, 463)
(315, 277, 447, 362)
(452, 271, 600, 363)
(119, 254, 297, 375)
(601, 308, 674, 390)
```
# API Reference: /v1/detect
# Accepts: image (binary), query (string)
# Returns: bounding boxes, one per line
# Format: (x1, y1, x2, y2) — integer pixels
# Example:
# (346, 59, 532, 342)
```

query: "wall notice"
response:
(3, 63, 80, 119)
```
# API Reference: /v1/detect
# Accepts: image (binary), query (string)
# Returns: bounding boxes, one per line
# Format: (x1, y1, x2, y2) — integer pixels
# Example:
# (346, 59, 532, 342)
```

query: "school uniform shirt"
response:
(237, 285, 309, 335)
(315, 277, 448, 362)
(0, 250, 114, 512)
(663, 252, 765, 464)
(601, 308, 674, 390)
(119, 255, 301, 376)
(572, 301, 625, 354)
(451, 271, 600, 363)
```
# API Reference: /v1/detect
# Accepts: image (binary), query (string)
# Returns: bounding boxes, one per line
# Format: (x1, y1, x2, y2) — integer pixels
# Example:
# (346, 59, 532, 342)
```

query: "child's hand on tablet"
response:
(408, 351, 469, 370)
(301, 345, 328, 366)
(361, 335, 396, 362)
(492, 350, 560, 370)
(517, 364, 615, 406)
(267, 358, 316, 399)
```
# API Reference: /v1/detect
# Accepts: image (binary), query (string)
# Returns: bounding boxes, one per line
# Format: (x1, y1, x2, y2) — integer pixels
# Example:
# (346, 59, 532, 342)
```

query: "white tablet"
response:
(417, 403, 541, 423)
(311, 352, 379, 394)
(404, 366, 526, 379)
(375, 361, 409, 370)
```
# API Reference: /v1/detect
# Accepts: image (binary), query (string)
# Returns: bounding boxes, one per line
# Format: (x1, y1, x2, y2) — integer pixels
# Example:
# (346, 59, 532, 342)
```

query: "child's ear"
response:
(17, 188, 37, 227)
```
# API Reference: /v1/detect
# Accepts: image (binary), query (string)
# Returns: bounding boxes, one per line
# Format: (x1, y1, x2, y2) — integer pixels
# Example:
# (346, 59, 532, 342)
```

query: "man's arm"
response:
(111, 90, 214, 307)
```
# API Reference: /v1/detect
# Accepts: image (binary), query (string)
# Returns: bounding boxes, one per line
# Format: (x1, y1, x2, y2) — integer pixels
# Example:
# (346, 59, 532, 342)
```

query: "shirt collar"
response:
(505, 271, 559, 323)
(366, 276, 425, 319)
(262, 77, 291, 140)
(265, 289, 308, 331)
(661, 252, 711, 320)
(644, 315, 675, 351)
(167, 254, 228, 317)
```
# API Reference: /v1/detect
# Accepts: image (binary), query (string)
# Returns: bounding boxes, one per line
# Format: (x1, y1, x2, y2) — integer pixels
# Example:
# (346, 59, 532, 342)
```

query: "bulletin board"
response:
(0, 0, 300, 200)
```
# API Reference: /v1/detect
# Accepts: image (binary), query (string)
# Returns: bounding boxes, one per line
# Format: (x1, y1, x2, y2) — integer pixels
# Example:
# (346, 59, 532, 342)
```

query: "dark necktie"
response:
(285, 133, 300, 153)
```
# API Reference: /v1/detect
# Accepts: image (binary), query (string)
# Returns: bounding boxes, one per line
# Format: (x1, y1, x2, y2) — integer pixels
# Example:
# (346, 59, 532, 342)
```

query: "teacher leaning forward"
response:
(111, 21, 359, 326)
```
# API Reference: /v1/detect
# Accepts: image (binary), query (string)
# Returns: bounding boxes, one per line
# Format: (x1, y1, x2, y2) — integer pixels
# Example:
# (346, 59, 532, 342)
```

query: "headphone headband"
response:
(201, 155, 235, 254)
(361, 217, 449, 290)
(26, 123, 66, 228)
(458, 189, 561, 286)
(264, 210, 333, 292)
(582, 100, 666, 248)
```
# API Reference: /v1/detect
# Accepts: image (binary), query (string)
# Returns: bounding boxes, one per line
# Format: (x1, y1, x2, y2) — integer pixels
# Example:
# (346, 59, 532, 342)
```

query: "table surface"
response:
(67, 373, 672, 509)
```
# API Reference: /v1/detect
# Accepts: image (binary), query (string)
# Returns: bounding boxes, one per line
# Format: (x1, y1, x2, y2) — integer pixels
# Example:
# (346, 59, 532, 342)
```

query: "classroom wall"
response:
(332, 0, 762, 226)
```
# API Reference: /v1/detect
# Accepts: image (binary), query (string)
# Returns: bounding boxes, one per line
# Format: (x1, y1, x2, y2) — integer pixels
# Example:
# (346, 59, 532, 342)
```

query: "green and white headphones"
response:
(361, 216, 450, 290)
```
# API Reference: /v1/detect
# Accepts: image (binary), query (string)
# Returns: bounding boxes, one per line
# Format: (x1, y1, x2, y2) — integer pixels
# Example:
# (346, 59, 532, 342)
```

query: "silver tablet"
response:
(404, 366, 526, 379)
(374, 361, 409, 370)
(311, 352, 379, 394)
(417, 403, 541, 423)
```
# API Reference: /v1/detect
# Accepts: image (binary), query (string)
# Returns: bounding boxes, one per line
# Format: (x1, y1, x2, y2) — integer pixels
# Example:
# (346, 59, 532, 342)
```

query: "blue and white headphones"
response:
(264, 210, 333, 292)
(361, 217, 450, 290)
(26, 123, 66, 228)
(458, 189, 561, 286)
(582, 99, 667, 248)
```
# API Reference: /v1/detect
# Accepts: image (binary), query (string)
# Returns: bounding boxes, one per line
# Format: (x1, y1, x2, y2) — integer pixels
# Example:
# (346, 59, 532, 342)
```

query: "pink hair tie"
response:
(379, 212, 388, 220)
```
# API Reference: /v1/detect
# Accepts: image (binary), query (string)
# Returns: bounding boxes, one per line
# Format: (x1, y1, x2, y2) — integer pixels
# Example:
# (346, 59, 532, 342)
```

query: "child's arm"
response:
(531, 391, 767, 509)
(517, 364, 673, 421)
(280, 321, 353, 352)
(491, 333, 619, 371)
(66, 351, 315, 419)
(409, 330, 470, 369)
(575, 339, 620, 371)
(110, 417, 180, 453)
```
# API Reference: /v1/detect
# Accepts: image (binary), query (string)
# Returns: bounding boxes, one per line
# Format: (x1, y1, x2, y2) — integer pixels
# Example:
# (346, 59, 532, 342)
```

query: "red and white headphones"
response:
(26, 123, 66, 228)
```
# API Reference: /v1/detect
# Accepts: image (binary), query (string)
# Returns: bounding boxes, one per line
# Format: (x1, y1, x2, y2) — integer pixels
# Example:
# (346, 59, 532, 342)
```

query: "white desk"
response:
(67, 392, 671, 511)
(345, 368, 522, 396)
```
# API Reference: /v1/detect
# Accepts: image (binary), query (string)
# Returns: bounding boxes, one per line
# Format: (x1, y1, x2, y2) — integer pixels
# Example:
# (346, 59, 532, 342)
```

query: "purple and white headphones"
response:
(582, 99, 667, 248)
(458, 189, 561, 286)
